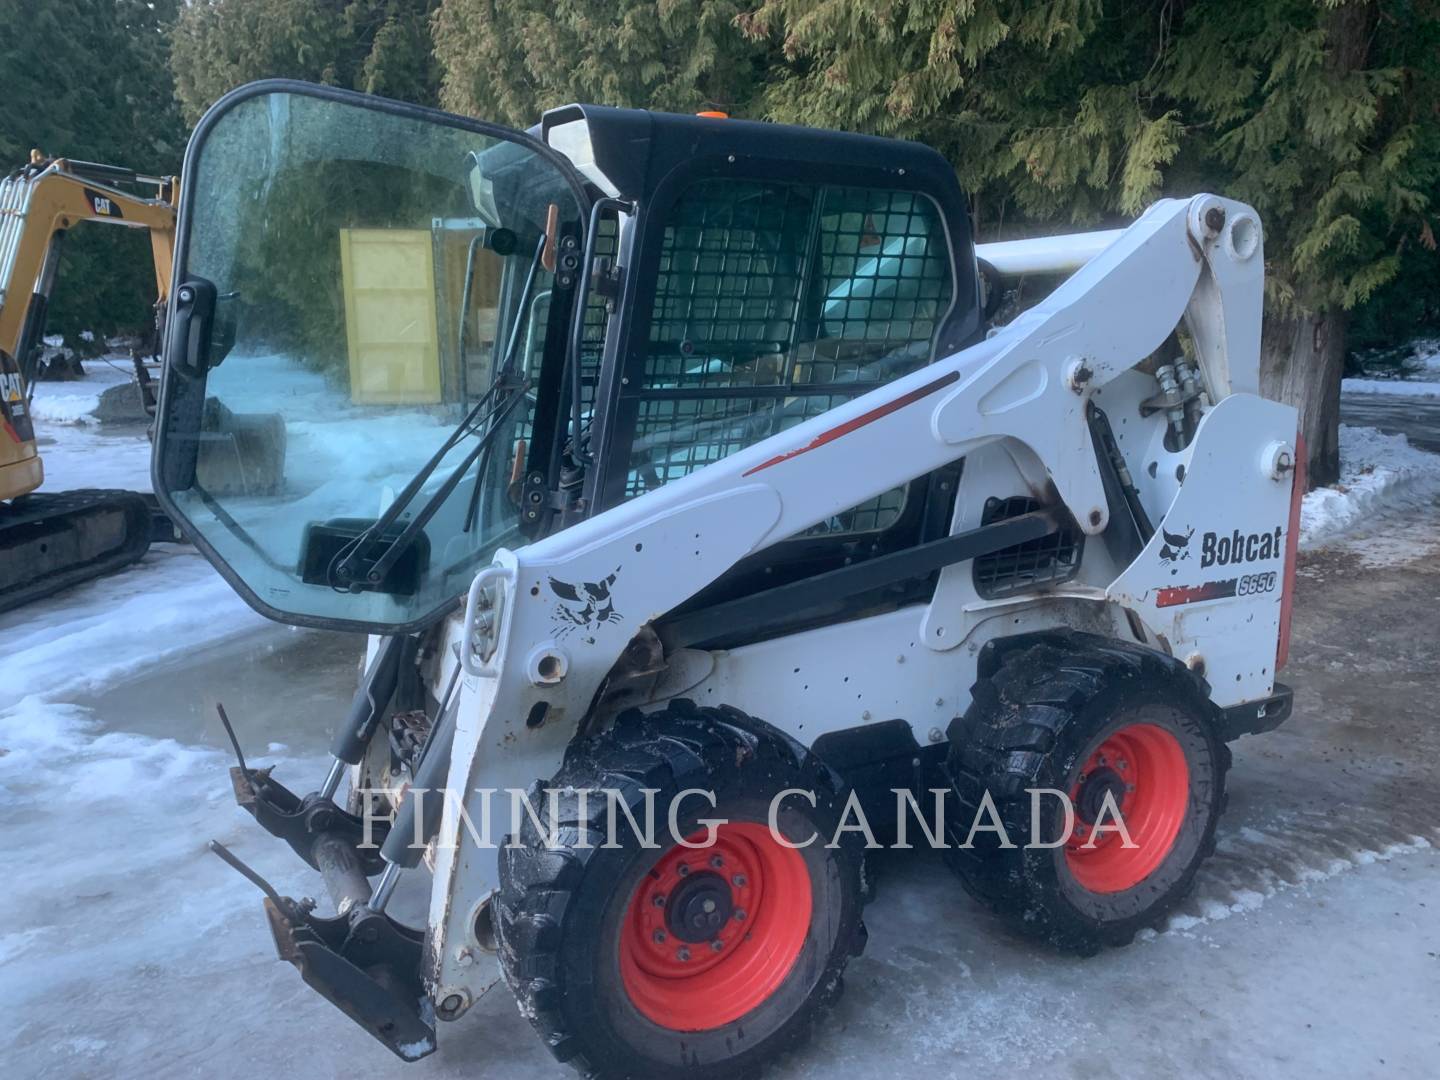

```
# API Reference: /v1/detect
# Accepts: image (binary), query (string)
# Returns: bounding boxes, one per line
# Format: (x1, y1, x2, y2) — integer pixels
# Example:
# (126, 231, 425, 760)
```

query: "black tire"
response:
(945, 633, 1230, 954)
(496, 699, 867, 1079)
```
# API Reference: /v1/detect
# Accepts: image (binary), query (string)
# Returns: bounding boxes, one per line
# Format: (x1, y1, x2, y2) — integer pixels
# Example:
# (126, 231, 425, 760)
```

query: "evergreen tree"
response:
(1159, 0, 1440, 483)
(432, 0, 772, 125)
(0, 0, 186, 344)
(160, 0, 1438, 483)
(170, 0, 443, 126)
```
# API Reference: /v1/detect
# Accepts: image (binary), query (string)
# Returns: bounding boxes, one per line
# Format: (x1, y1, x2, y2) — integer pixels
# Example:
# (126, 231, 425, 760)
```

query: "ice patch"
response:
(1156, 832, 1437, 936)
(31, 422, 155, 492)
(1300, 424, 1440, 549)
(0, 693, 326, 1012)
(0, 547, 267, 711)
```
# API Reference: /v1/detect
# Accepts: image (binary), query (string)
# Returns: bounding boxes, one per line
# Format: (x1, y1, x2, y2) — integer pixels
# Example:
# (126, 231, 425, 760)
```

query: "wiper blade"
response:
(328, 377, 531, 592)
(328, 231, 551, 593)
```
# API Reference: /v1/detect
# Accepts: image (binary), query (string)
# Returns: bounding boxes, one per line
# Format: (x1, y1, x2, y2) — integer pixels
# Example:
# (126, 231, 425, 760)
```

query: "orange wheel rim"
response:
(1064, 722, 1189, 893)
(618, 822, 812, 1030)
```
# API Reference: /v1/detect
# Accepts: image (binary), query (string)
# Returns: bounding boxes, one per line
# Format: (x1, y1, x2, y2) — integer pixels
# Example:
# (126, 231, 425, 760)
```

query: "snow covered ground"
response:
(1299, 423, 1440, 548)
(6, 361, 1440, 1078)
(1342, 338, 1440, 399)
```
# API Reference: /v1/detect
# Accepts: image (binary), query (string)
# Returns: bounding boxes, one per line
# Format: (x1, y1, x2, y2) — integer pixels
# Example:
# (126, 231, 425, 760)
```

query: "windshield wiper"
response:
(463, 234, 547, 534)
(326, 232, 552, 593)
(326, 377, 531, 593)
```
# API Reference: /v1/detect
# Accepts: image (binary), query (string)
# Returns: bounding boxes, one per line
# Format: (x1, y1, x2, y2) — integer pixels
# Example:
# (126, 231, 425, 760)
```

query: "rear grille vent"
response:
(972, 496, 1083, 599)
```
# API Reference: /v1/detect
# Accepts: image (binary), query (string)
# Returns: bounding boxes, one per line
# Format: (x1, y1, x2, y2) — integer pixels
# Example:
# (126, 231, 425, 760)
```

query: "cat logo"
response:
(85, 189, 120, 217)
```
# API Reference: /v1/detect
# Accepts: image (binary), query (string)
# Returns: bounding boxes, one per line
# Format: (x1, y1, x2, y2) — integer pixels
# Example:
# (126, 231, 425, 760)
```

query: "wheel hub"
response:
(666, 871, 734, 942)
(1064, 722, 1191, 894)
(1076, 765, 1127, 823)
(619, 822, 814, 1031)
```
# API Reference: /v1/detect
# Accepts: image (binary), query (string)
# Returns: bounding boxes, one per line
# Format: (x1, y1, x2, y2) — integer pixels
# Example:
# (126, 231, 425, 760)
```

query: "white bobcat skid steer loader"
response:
(155, 81, 1302, 1076)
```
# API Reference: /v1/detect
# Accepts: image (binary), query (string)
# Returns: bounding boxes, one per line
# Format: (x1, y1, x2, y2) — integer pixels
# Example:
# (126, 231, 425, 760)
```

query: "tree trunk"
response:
(1259, 309, 1347, 488)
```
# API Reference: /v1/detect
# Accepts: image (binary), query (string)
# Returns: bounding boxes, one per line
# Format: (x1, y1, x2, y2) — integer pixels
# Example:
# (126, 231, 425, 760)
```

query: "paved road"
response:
(1341, 389, 1440, 452)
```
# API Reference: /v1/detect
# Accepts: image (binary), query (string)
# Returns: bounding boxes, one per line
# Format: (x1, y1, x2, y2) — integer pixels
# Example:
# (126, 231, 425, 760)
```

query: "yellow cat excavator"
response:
(0, 151, 178, 612)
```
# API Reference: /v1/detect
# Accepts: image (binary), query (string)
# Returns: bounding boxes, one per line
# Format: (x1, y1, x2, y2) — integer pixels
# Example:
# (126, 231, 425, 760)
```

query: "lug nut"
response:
(676, 864, 690, 877)
(676, 947, 691, 962)
(711, 940, 725, 952)
(653, 929, 666, 944)
(732, 874, 747, 888)
(652, 893, 666, 907)
(734, 909, 747, 922)
(710, 855, 724, 869)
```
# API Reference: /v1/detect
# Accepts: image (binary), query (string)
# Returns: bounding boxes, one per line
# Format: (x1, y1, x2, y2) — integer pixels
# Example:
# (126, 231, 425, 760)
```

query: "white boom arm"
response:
(975, 228, 1125, 276)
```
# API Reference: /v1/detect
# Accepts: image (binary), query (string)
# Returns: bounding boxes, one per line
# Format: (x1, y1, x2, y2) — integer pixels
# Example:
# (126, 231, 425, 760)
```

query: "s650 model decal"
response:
(1236, 570, 1278, 596)
(1155, 571, 1277, 608)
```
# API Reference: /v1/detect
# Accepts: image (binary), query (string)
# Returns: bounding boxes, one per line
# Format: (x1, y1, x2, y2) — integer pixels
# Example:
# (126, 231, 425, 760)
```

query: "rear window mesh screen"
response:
(625, 179, 953, 535)
(972, 496, 1083, 598)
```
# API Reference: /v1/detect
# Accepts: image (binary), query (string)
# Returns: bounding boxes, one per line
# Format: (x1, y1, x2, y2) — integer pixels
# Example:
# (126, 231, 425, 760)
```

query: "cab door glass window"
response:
(159, 89, 585, 628)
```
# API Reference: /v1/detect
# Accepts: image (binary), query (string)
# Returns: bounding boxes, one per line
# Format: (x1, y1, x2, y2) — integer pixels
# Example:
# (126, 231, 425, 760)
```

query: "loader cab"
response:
(154, 82, 984, 634)
(539, 105, 984, 638)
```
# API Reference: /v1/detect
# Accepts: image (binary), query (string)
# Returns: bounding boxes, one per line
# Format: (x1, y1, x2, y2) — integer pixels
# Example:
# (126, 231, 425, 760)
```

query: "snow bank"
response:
(1341, 377, 1440, 398)
(35, 422, 155, 492)
(26, 356, 136, 425)
(0, 690, 325, 1010)
(1300, 424, 1440, 548)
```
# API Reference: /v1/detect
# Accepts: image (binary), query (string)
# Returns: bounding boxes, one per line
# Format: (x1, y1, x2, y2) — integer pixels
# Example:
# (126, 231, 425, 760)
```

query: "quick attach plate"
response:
(264, 897, 435, 1060)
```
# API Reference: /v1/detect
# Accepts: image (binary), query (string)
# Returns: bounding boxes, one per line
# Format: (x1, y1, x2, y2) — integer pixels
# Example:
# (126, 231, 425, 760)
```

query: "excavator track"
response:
(0, 488, 156, 613)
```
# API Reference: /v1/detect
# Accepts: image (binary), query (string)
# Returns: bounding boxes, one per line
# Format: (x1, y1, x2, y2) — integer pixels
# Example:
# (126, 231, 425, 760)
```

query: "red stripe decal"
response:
(742, 370, 960, 477)
(1155, 579, 1237, 609)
